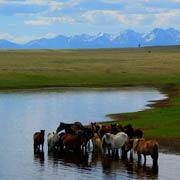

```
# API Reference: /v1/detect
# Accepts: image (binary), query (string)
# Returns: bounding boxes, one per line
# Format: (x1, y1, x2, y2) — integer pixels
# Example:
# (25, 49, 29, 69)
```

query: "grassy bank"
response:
(0, 46, 180, 142)
(0, 47, 180, 89)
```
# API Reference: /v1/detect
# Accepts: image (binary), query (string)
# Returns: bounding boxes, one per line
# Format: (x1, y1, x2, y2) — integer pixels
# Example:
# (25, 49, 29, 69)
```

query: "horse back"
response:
(146, 140, 159, 150)
(136, 139, 159, 156)
(34, 131, 44, 143)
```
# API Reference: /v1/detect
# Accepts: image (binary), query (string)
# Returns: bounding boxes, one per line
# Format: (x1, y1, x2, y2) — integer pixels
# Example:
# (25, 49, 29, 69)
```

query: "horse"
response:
(47, 132, 64, 152)
(102, 132, 129, 158)
(91, 122, 111, 138)
(123, 124, 143, 138)
(56, 121, 84, 134)
(80, 128, 92, 152)
(33, 130, 45, 152)
(110, 123, 124, 134)
(61, 133, 87, 152)
(91, 133, 102, 152)
(133, 138, 159, 165)
(60, 127, 91, 153)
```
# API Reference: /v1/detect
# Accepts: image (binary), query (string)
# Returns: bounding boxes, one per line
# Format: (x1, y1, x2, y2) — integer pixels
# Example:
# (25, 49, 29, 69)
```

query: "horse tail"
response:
(152, 143, 159, 164)
(97, 124, 102, 137)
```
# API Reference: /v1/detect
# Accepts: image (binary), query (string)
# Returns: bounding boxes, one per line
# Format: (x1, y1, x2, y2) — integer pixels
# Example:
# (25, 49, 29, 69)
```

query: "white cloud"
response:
(154, 9, 180, 26)
(24, 16, 74, 26)
(80, 8, 180, 30)
(80, 10, 146, 26)
(0, 32, 57, 43)
(0, 0, 47, 5)
(0, 33, 13, 40)
(49, 1, 63, 11)
(24, 19, 50, 26)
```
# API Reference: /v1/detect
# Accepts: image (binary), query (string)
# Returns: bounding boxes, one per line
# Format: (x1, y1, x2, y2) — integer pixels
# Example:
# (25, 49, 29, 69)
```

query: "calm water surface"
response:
(0, 87, 179, 180)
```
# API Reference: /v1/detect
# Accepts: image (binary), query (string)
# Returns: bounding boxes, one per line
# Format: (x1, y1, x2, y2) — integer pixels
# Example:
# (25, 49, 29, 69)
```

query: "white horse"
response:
(102, 132, 129, 158)
(47, 132, 60, 151)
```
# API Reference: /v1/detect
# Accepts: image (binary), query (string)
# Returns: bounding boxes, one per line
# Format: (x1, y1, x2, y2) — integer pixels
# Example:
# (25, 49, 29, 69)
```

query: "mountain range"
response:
(0, 28, 179, 49)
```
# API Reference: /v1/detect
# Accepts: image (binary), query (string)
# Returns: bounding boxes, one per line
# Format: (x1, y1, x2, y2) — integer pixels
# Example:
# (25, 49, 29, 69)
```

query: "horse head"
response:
(40, 130, 45, 137)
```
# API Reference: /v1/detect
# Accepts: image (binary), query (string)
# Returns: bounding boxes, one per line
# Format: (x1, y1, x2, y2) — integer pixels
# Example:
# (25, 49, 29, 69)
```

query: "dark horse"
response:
(60, 128, 91, 153)
(56, 121, 84, 134)
(123, 124, 143, 138)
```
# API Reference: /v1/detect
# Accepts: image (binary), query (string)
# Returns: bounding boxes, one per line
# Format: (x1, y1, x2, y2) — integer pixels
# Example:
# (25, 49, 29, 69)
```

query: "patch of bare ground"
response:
(146, 136, 180, 154)
(106, 114, 138, 122)
(147, 98, 170, 108)
(148, 84, 180, 109)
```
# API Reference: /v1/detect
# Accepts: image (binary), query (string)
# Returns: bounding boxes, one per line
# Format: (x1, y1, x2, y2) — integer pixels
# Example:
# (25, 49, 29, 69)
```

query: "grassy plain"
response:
(0, 46, 180, 143)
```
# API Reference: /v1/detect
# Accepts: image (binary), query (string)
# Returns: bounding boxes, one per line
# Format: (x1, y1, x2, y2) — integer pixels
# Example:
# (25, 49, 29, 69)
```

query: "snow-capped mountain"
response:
(0, 28, 179, 49)
(143, 28, 180, 46)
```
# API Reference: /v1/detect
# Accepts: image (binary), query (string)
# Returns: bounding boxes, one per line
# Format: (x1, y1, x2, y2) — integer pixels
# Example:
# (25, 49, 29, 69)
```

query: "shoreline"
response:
(105, 85, 180, 153)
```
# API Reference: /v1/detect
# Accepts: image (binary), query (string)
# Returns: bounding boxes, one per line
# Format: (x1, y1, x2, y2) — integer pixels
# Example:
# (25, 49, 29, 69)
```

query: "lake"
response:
(0, 87, 179, 180)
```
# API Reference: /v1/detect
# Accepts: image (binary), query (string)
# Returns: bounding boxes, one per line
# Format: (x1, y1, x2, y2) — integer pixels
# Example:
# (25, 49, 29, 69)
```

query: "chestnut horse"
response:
(133, 138, 159, 165)
(33, 130, 45, 152)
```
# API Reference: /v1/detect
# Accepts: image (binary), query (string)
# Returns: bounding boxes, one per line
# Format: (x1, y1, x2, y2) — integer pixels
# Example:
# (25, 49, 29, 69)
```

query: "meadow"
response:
(0, 46, 180, 145)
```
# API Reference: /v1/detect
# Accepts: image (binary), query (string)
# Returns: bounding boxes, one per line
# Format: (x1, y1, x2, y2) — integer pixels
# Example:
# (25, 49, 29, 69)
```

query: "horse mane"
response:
(133, 138, 139, 152)
(105, 133, 113, 140)
(133, 138, 145, 152)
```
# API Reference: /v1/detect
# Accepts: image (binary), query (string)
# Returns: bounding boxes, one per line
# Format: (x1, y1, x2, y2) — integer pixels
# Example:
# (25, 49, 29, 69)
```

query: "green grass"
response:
(107, 98, 180, 138)
(0, 46, 180, 139)
(0, 47, 180, 89)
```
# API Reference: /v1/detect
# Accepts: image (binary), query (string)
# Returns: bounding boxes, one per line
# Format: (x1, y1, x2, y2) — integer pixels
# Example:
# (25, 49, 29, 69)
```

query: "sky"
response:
(0, 0, 180, 43)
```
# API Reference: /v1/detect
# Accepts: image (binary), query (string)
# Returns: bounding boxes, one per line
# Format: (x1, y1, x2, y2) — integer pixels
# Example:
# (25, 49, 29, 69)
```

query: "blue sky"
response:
(0, 0, 180, 43)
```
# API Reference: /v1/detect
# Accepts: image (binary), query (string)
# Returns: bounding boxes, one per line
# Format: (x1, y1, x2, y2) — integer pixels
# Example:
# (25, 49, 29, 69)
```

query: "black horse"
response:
(56, 121, 84, 134)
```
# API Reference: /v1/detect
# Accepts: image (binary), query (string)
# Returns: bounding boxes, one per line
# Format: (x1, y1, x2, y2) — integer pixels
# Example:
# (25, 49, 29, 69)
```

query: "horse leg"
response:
(108, 148, 111, 157)
(121, 146, 127, 159)
(115, 148, 119, 159)
(41, 143, 44, 151)
(129, 149, 133, 160)
(143, 155, 146, 165)
(129, 151, 133, 162)
(137, 153, 141, 164)
(115, 148, 119, 158)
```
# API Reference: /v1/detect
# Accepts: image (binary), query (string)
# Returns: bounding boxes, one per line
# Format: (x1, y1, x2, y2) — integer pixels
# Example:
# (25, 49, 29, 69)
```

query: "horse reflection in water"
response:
(34, 150, 45, 166)
(47, 146, 158, 180)
(48, 151, 90, 168)
(101, 152, 158, 179)
(126, 157, 159, 179)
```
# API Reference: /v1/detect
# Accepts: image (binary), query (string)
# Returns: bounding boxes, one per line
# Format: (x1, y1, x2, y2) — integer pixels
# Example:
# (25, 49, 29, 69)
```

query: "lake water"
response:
(0, 87, 179, 180)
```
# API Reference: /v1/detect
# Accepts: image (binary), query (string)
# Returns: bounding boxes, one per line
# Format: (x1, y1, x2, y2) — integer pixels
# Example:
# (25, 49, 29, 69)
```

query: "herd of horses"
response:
(33, 121, 159, 165)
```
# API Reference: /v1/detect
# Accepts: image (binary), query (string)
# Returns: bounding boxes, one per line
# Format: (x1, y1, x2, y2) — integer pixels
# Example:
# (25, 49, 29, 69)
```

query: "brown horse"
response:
(91, 122, 111, 138)
(133, 138, 159, 165)
(33, 130, 45, 152)
(61, 129, 91, 152)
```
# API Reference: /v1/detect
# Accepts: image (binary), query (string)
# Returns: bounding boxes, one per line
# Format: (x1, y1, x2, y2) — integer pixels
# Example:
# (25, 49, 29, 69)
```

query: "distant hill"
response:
(0, 28, 179, 49)
(0, 39, 20, 49)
